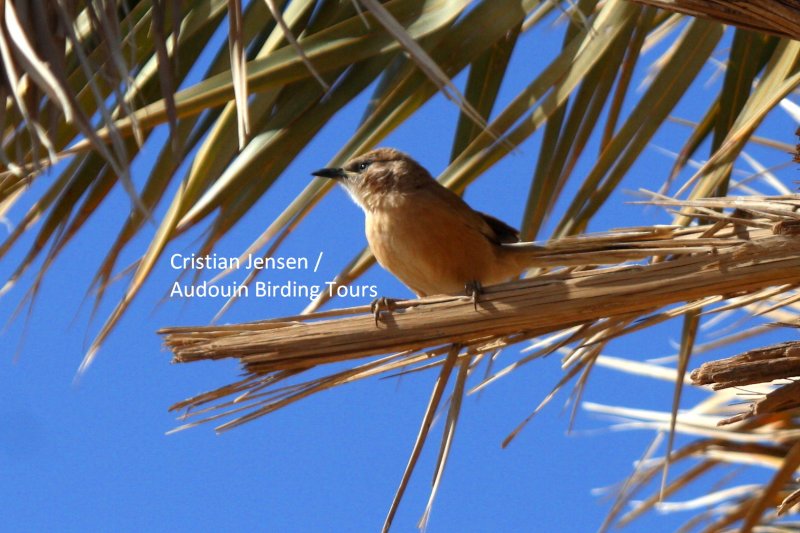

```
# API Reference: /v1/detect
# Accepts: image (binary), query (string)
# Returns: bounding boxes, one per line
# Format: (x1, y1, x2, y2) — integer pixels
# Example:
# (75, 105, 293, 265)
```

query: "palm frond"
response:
(162, 195, 800, 427)
(2, 1, 800, 530)
(0, 0, 794, 365)
(160, 194, 800, 528)
(630, 0, 800, 40)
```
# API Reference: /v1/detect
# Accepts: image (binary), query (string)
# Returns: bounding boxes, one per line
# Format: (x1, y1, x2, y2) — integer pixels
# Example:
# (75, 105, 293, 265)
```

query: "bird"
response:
(311, 148, 540, 312)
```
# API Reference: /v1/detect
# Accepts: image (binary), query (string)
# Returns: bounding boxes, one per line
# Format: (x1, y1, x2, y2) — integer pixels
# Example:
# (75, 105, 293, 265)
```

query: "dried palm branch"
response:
(592, 386, 800, 532)
(162, 195, 800, 421)
(588, 303, 800, 529)
(630, 0, 800, 40)
(161, 194, 800, 530)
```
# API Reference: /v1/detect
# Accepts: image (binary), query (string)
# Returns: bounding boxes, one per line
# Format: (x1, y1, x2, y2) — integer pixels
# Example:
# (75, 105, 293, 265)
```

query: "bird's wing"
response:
(426, 183, 521, 245)
(477, 211, 520, 244)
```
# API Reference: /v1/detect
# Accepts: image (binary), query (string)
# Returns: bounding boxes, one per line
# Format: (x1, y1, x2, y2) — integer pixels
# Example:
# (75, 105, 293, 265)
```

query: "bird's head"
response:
(312, 148, 432, 211)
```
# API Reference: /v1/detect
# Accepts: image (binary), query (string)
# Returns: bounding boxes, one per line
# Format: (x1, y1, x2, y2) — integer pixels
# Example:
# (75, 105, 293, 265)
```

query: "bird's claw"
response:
(465, 280, 483, 311)
(370, 296, 398, 327)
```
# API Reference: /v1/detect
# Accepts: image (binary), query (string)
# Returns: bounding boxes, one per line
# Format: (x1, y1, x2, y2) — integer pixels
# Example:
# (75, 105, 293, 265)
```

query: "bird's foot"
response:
(465, 280, 483, 311)
(370, 296, 399, 327)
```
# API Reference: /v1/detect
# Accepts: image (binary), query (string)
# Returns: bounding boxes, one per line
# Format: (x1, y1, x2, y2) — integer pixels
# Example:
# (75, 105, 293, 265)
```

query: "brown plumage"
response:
(312, 147, 533, 297)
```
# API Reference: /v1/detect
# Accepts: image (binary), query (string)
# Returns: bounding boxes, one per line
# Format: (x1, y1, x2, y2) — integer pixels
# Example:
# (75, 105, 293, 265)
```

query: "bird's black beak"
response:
(311, 167, 346, 179)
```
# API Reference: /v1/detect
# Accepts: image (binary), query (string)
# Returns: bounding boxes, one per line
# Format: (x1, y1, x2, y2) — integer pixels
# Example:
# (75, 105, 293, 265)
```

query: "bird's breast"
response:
(364, 201, 520, 296)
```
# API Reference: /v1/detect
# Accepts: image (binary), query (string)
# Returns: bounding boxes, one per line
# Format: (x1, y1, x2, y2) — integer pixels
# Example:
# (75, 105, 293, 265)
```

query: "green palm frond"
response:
(1, 0, 794, 363)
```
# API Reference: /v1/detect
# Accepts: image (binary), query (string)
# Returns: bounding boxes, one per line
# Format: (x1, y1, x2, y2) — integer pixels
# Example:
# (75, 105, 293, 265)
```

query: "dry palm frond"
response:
(161, 194, 800, 530)
(689, 333, 800, 426)
(630, 0, 800, 40)
(692, 342, 800, 391)
(162, 195, 800, 428)
(588, 385, 800, 532)
(161, 192, 800, 529)
(588, 299, 800, 528)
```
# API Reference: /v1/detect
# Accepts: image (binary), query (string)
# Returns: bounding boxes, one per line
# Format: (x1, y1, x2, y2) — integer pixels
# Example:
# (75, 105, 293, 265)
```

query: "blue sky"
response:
(1, 7, 798, 533)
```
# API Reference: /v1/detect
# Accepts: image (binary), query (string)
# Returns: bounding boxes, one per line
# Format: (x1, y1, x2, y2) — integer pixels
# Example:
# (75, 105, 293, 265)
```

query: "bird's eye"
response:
(357, 161, 371, 171)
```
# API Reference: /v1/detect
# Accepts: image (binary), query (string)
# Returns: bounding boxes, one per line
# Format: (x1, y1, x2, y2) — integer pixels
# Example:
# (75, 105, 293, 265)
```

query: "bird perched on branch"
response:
(312, 148, 539, 306)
